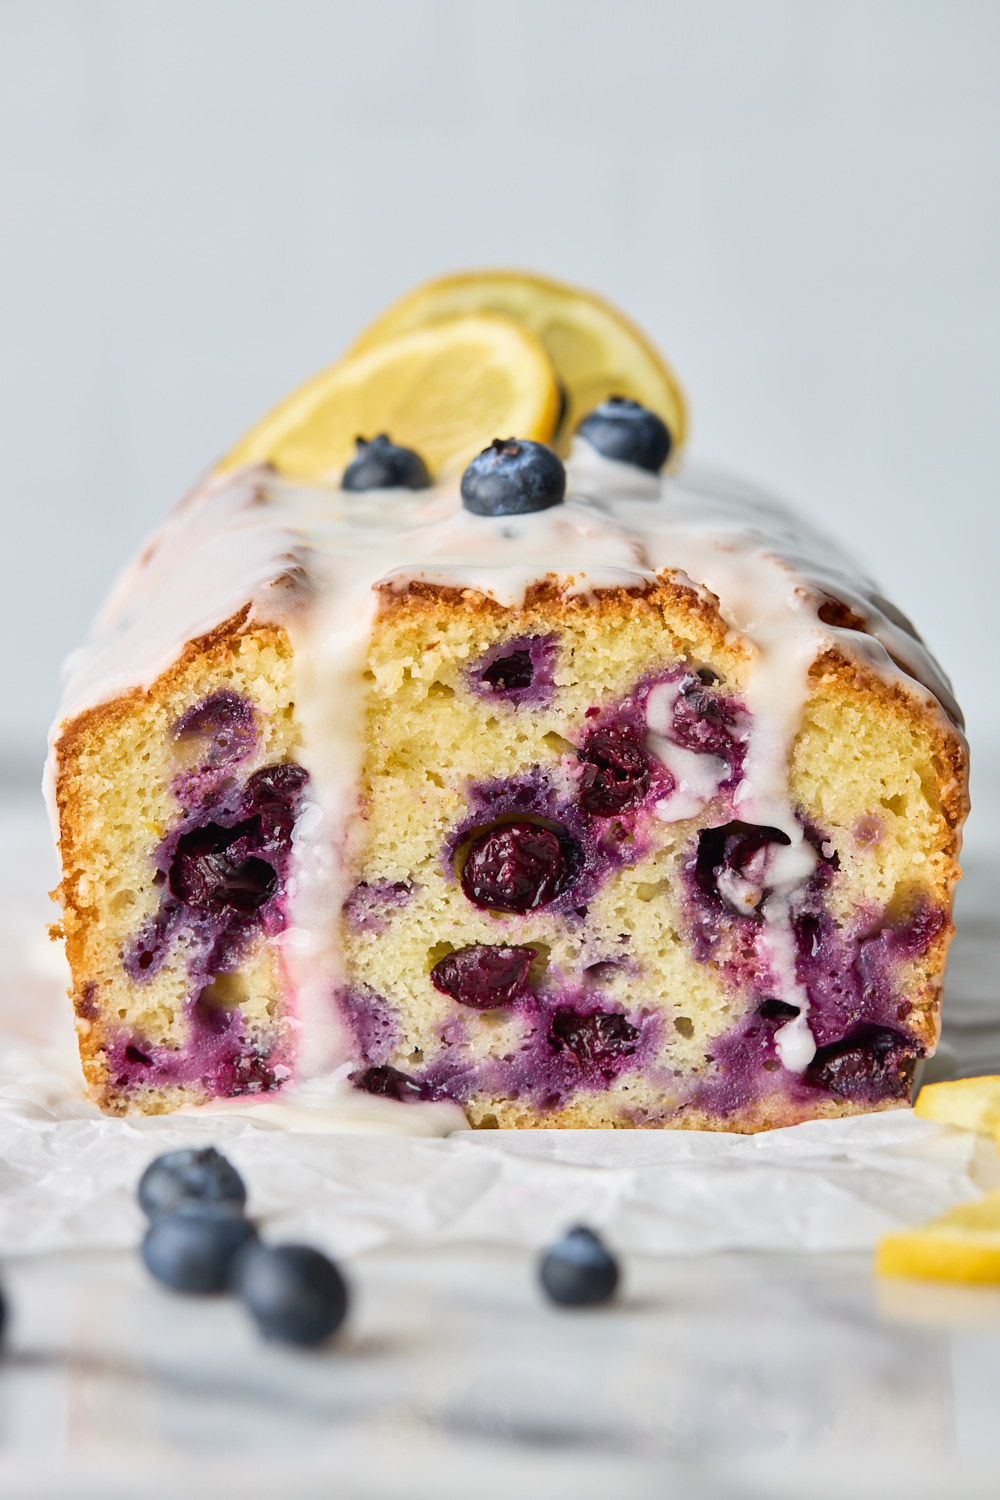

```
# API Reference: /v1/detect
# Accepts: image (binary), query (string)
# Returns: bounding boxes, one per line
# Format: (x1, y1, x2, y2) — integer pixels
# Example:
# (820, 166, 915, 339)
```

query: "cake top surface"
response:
(54, 439, 961, 739)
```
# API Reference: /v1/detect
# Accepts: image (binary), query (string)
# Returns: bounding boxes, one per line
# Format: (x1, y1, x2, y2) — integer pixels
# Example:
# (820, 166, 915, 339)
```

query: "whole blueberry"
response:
(142, 1211, 258, 1294)
(460, 820, 578, 913)
(577, 397, 672, 472)
(137, 1147, 247, 1222)
(539, 1226, 619, 1307)
(430, 944, 534, 1008)
(461, 438, 565, 517)
(342, 434, 430, 491)
(234, 1244, 348, 1346)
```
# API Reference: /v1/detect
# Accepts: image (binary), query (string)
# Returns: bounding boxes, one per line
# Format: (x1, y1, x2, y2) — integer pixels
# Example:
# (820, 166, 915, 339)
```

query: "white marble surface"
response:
(3, 784, 1000, 1497)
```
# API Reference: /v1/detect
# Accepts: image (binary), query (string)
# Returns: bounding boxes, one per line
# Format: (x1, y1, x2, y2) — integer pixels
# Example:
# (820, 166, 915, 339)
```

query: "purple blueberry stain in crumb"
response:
(117, 762, 309, 1099)
(418, 997, 661, 1111)
(466, 634, 558, 707)
(346, 978, 660, 1113)
(685, 885, 943, 1117)
(338, 986, 401, 1067)
(342, 880, 414, 936)
(171, 692, 259, 806)
(642, 667, 748, 789)
(430, 945, 534, 1008)
(174, 691, 258, 765)
(123, 906, 179, 983)
(106, 1000, 284, 1099)
(77, 983, 99, 1020)
(123, 761, 308, 983)
(852, 815, 885, 851)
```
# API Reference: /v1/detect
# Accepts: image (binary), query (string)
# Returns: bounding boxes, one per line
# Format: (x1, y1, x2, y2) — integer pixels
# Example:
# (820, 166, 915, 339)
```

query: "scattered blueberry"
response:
(349, 1064, 427, 1101)
(577, 723, 651, 816)
(576, 397, 672, 472)
(243, 763, 309, 843)
(142, 1211, 258, 1294)
(461, 438, 565, 517)
(460, 820, 578, 913)
(549, 1009, 639, 1067)
(431, 945, 534, 1008)
(669, 678, 738, 755)
(342, 434, 430, 491)
(804, 1025, 915, 1098)
(138, 1147, 247, 1222)
(694, 821, 791, 917)
(168, 821, 277, 913)
(539, 1226, 619, 1307)
(233, 1244, 348, 1346)
(480, 650, 534, 693)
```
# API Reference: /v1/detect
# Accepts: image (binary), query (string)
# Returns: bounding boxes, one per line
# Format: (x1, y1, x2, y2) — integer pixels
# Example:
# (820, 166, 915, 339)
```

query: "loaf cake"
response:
(47, 272, 968, 1129)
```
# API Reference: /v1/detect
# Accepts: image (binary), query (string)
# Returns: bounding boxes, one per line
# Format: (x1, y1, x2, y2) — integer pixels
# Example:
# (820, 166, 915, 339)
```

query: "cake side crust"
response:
(51, 608, 302, 1113)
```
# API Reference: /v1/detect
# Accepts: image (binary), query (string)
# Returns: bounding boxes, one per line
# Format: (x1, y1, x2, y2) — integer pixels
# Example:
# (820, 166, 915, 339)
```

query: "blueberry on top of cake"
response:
(46, 270, 968, 1130)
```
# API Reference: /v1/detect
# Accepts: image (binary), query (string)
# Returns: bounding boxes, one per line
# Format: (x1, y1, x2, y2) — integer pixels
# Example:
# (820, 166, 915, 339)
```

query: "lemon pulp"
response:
(350, 268, 688, 454)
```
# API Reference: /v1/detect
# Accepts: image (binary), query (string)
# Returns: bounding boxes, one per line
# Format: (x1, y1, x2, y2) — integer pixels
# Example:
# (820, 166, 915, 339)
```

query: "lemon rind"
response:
(349, 266, 689, 449)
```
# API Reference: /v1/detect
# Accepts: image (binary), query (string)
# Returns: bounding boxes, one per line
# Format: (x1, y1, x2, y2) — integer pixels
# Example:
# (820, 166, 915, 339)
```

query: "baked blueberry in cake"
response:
(47, 270, 968, 1129)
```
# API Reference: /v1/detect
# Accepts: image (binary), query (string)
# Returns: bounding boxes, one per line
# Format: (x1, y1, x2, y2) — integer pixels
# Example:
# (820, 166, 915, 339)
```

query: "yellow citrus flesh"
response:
(876, 1190, 1000, 1282)
(349, 269, 688, 455)
(913, 1076, 1000, 1134)
(220, 313, 561, 482)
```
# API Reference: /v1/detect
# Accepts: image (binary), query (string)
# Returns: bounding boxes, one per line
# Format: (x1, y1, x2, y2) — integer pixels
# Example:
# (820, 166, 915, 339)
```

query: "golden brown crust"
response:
(375, 570, 753, 677)
(471, 1092, 906, 1133)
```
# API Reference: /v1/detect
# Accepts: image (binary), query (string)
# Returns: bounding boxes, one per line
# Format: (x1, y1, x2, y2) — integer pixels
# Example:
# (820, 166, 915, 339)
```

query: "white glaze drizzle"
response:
(46, 439, 964, 1093)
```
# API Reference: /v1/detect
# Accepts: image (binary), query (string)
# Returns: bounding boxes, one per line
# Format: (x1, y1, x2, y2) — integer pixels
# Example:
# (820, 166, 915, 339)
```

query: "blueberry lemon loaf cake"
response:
(48, 271, 968, 1128)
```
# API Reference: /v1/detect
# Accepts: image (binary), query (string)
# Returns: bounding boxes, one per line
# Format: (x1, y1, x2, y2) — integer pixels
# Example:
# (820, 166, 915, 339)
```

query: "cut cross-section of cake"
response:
(47, 271, 968, 1128)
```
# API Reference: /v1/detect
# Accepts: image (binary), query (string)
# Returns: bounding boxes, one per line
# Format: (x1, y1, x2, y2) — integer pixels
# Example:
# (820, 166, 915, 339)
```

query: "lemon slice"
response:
(220, 313, 561, 481)
(349, 269, 688, 455)
(876, 1190, 1000, 1282)
(913, 1076, 1000, 1133)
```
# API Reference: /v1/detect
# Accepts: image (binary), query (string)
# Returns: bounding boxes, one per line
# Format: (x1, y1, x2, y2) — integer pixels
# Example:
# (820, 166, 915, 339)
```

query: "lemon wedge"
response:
(876, 1190, 1000, 1282)
(913, 1076, 1000, 1133)
(349, 269, 688, 455)
(220, 313, 561, 482)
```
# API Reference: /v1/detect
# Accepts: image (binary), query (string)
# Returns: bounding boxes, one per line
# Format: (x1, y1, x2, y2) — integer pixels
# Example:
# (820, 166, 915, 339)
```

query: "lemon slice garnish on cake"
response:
(913, 1076, 1000, 1133)
(349, 269, 688, 455)
(220, 313, 561, 481)
(876, 1190, 1000, 1283)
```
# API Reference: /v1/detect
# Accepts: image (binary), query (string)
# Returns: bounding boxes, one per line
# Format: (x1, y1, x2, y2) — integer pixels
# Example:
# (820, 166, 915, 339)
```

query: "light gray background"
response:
(3, 1, 998, 810)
